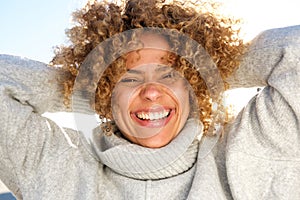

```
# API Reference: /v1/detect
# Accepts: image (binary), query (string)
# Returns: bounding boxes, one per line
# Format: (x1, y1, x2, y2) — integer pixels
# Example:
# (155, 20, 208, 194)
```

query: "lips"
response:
(131, 108, 174, 128)
(136, 109, 170, 120)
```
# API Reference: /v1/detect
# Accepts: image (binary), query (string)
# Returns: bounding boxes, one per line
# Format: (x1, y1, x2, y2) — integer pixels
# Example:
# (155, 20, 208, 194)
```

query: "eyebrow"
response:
(126, 64, 171, 74)
(126, 69, 145, 75)
(155, 65, 172, 72)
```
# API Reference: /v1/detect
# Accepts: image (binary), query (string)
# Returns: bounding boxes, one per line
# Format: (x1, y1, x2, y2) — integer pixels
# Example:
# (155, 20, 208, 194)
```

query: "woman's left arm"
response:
(225, 25, 300, 199)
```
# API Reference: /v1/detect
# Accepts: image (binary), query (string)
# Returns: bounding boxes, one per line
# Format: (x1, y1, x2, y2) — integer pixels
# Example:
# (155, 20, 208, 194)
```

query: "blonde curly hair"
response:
(51, 0, 246, 135)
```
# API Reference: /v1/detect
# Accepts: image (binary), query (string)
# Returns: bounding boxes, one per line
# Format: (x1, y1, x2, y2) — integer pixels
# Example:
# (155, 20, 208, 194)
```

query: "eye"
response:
(162, 72, 174, 79)
(161, 70, 179, 80)
(118, 76, 144, 87)
(162, 71, 175, 79)
(120, 78, 139, 83)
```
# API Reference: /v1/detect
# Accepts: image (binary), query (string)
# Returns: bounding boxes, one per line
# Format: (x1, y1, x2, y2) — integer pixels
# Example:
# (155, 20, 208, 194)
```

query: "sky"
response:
(0, 0, 87, 63)
(1, 0, 300, 63)
(222, 0, 300, 41)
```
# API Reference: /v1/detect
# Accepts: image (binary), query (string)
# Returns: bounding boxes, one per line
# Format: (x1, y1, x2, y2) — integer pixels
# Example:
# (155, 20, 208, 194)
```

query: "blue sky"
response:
(0, 0, 86, 63)
(0, 0, 300, 63)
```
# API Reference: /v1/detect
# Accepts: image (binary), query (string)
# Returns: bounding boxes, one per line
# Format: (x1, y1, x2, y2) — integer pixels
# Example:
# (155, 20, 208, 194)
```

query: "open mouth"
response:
(136, 109, 171, 121)
(131, 108, 174, 128)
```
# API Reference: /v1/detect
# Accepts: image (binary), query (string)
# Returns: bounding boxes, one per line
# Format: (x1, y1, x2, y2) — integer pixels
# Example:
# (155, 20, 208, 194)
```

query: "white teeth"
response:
(136, 110, 170, 120)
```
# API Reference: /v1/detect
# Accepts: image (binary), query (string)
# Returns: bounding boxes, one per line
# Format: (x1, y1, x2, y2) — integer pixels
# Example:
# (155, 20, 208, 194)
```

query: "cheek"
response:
(111, 88, 125, 117)
(174, 88, 191, 122)
(112, 87, 137, 114)
(180, 91, 190, 111)
(172, 84, 190, 109)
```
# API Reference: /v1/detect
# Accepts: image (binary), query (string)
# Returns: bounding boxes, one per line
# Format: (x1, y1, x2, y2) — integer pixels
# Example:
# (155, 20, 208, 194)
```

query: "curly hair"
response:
(51, 0, 246, 135)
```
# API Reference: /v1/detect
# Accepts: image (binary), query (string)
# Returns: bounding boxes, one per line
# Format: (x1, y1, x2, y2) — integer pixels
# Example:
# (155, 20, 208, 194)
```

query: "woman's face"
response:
(111, 34, 190, 148)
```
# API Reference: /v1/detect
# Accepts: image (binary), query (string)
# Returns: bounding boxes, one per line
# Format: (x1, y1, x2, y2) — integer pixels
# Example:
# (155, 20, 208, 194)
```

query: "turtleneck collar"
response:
(90, 118, 203, 180)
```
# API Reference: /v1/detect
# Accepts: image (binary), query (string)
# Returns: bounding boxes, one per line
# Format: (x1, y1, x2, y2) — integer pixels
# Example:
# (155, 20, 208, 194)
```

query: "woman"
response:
(0, 0, 299, 199)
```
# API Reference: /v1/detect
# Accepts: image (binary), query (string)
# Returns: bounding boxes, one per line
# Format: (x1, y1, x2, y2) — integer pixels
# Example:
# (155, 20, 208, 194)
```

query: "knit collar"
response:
(91, 118, 203, 180)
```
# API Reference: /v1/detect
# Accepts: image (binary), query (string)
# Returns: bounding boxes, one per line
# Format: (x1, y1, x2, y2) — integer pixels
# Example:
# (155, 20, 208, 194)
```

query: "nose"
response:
(140, 84, 163, 101)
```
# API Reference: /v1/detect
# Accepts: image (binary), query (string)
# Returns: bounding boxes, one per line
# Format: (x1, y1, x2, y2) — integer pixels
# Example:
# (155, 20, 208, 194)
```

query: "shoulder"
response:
(0, 54, 48, 70)
(248, 25, 300, 51)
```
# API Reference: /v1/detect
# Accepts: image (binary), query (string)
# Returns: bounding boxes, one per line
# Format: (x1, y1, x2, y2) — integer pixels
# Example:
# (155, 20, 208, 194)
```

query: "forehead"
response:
(138, 33, 170, 50)
(126, 64, 172, 74)
(125, 33, 171, 70)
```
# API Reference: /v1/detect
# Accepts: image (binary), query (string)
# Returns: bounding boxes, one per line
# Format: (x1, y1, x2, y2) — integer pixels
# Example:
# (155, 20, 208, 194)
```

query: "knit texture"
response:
(92, 119, 201, 180)
(0, 25, 300, 199)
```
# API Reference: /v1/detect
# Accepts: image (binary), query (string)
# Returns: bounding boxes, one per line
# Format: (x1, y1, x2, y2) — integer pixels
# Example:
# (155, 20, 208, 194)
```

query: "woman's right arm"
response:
(224, 25, 300, 199)
(0, 54, 75, 197)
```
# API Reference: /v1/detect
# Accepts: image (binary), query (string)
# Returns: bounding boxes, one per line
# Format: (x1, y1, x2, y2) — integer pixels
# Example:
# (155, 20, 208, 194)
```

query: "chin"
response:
(136, 136, 173, 148)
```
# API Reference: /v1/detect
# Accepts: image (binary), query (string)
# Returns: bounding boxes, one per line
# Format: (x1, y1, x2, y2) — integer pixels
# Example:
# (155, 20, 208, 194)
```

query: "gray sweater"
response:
(0, 25, 299, 200)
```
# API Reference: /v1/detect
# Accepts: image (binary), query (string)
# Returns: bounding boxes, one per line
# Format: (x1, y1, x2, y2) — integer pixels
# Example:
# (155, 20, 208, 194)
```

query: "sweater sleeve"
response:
(226, 25, 300, 89)
(225, 25, 300, 199)
(0, 55, 77, 196)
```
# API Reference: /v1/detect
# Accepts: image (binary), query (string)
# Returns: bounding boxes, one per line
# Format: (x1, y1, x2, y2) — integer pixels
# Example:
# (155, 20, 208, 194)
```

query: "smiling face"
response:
(111, 34, 190, 148)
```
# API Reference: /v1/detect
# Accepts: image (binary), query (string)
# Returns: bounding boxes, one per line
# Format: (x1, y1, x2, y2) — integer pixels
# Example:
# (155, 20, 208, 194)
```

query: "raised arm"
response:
(225, 25, 300, 199)
(0, 55, 73, 197)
